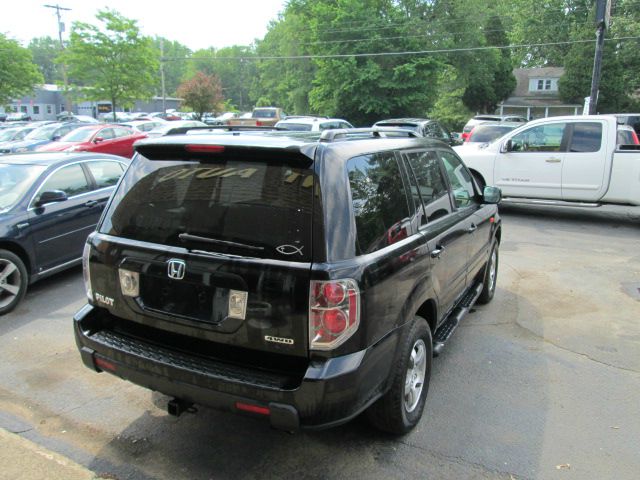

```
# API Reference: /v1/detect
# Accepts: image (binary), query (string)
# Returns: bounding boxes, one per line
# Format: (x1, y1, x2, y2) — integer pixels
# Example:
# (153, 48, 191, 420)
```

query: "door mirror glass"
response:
(35, 190, 68, 207)
(483, 186, 502, 204)
(93, 136, 104, 143)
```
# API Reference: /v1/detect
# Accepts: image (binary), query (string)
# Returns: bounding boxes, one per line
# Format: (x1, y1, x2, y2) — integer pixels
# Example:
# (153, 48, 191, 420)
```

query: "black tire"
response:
(477, 242, 498, 305)
(0, 249, 28, 315)
(366, 317, 433, 434)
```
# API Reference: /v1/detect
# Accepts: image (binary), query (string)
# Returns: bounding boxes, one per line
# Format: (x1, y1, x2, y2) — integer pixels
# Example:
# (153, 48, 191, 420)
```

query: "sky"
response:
(1, 0, 287, 50)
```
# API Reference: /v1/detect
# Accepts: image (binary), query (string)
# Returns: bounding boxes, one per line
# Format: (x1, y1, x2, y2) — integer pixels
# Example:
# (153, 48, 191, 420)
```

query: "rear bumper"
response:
(73, 304, 401, 431)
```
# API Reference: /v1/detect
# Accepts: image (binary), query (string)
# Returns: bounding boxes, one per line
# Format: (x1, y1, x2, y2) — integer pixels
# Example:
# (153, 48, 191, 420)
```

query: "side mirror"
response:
(52, 135, 61, 141)
(35, 190, 68, 207)
(483, 186, 502, 204)
(500, 139, 513, 153)
(93, 136, 104, 144)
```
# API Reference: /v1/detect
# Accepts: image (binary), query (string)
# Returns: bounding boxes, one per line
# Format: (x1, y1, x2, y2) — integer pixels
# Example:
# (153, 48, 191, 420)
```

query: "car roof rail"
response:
(319, 127, 419, 142)
(165, 125, 278, 136)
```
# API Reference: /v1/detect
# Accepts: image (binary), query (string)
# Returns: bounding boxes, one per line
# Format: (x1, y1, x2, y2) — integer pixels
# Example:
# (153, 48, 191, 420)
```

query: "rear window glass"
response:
(277, 123, 313, 131)
(569, 123, 602, 152)
(99, 155, 315, 261)
(469, 125, 516, 142)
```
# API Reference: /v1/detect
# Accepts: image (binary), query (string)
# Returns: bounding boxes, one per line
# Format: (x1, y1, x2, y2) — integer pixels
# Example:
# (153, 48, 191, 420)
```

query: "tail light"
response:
(309, 279, 360, 350)
(632, 130, 639, 145)
(464, 128, 476, 142)
(82, 242, 92, 301)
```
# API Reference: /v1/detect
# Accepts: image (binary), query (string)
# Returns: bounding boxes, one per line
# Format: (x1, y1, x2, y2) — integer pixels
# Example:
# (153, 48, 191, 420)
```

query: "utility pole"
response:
(160, 38, 167, 113)
(44, 4, 72, 114)
(588, 0, 610, 114)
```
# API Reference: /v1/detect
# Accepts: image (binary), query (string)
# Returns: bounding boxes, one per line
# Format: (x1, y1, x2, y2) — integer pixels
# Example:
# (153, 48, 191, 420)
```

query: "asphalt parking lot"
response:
(0, 204, 638, 480)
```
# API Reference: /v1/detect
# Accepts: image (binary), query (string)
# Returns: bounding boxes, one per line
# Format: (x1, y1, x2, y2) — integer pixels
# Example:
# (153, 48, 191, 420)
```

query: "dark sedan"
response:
(373, 118, 461, 145)
(0, 152, 129, 314)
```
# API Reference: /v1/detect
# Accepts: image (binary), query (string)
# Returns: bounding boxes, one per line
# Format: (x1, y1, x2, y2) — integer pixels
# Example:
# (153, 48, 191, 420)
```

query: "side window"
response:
(347, 153, 411, 254)
(569, 122, 602, 152)
(113, 127, 133, 138)
(404, 151, 451, 225)
(439, 151, 476, 209)
(99, 128, 115, 140)
(510, 123, 566, 152)
(34, 164, 91, 204)
(86, 161, 125, 189)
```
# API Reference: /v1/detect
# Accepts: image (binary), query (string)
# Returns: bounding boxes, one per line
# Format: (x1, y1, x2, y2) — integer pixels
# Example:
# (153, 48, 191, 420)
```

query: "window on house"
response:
(33, 106, 40, 115)
(46, 105, 52, 114)
(20, 106, 27, 113)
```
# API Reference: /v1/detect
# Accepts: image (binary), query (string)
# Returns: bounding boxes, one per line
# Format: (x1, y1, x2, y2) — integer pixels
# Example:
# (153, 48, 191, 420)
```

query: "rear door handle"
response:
(430, 245, 445, 258)
(467, 224, 477, 234)
(545, 157, 562, 163)
(85, 200, 98, 208)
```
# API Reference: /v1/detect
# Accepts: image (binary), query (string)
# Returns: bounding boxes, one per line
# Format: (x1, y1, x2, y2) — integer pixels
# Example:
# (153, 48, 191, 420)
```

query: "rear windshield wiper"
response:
(178, 232, 265, 251)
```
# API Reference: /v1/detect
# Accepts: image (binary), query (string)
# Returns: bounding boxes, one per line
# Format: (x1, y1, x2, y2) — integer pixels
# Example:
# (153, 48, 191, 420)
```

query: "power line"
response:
(161, 36, 640, 62)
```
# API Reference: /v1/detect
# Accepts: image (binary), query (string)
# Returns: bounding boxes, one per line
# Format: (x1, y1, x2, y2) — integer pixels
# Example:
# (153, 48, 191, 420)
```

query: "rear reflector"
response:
(95, 357, 116, 372)
(185, 144, 225, 153)
(235, 402, 270, 416)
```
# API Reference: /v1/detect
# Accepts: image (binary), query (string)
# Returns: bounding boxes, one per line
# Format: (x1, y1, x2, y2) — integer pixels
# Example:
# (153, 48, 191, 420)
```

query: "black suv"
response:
(74, 128, 502, 434)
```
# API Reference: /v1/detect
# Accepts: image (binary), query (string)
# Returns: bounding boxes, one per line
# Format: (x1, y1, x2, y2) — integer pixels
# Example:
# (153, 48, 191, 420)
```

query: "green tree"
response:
(177, 72, 224, 119)
(28, 36, 63, 84)
(0, 34, 43, 105)
(61, 9, 159, 120)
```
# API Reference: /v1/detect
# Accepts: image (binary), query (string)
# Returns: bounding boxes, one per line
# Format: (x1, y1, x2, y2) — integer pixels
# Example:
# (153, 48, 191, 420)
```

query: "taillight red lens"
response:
(323, 309, 348, 335)
(632, 131, 639, 145)
(323, 283, 345, 305)
(309, 279, 360, 350)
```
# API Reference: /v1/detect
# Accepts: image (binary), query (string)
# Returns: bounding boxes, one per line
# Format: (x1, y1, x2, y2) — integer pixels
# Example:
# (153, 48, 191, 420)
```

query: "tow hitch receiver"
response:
(167, 398, 195, 417)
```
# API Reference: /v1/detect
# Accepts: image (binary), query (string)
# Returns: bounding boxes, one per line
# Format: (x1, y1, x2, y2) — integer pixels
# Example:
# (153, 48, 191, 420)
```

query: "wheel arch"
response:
(0, 241, 32, 279)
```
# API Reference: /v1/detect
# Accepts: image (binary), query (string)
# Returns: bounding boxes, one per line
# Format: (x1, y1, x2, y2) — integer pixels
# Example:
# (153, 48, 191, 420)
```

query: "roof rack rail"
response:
(165, 125, 277, 136)
(319, 127, 419, 142)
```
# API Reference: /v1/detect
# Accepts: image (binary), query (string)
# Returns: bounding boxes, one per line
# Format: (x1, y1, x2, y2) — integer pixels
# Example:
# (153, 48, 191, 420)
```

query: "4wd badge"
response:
(228, 290, 248, 320)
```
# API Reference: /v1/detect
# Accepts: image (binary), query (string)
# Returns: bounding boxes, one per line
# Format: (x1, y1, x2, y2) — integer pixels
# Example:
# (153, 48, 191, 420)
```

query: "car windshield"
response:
(25, 124, 59, 141)
(0, 129, 21, 141)
(469, 125, 517, 142)
(61, 128, 95, 142)
(0, 164, 47, 211)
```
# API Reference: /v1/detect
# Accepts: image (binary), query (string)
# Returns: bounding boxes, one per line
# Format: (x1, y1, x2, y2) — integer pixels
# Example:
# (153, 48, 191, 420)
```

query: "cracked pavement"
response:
(0, 204, 638, 479)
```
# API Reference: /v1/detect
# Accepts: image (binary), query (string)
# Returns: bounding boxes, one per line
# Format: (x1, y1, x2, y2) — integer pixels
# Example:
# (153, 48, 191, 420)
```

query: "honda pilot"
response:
(74, 128, 502, 434)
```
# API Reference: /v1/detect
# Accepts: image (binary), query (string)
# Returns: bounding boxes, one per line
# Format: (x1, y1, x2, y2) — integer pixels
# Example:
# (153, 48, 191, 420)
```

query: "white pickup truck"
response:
(455, 115, 640, 206)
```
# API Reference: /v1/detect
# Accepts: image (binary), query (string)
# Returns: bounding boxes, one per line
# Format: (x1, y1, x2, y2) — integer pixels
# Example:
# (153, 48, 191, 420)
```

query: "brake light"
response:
(465, 128, 476, 142)
(255, 121, 263, 127)
(185, 144, 225, 153)
(632, 131, 639, 145)
(309, 279, 360, 350)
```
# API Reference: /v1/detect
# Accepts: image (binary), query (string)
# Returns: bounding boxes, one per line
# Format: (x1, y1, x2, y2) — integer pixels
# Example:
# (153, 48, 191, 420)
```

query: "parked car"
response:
(5, 113, 32, 122)
(461, 115, 528, 141)
(617, 125, 639, 145)
(0, 152, 129, 314)
(462, 122, 522, 145)
(145, 120, 207, 138)
(615, 113, 640, 136)
(455, 114, 640, 206)
(37, 125, 146, 158)
(74, 127, 502, 434)
(120, 120, 167, 133)
(0, 113, 6, 122)
(204, 112, 239, 126)
(373, 118, 459, 146)
(275, 116, 353, 131)
(0, 126, 38, 152)
(3, 122, 87, 154)
(226, 107, 287, 127)
(149, 111, 182, 121)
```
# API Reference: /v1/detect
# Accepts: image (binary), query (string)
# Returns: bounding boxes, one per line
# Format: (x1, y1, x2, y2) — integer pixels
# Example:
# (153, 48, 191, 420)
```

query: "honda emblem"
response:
(167, 259, 186, 280)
